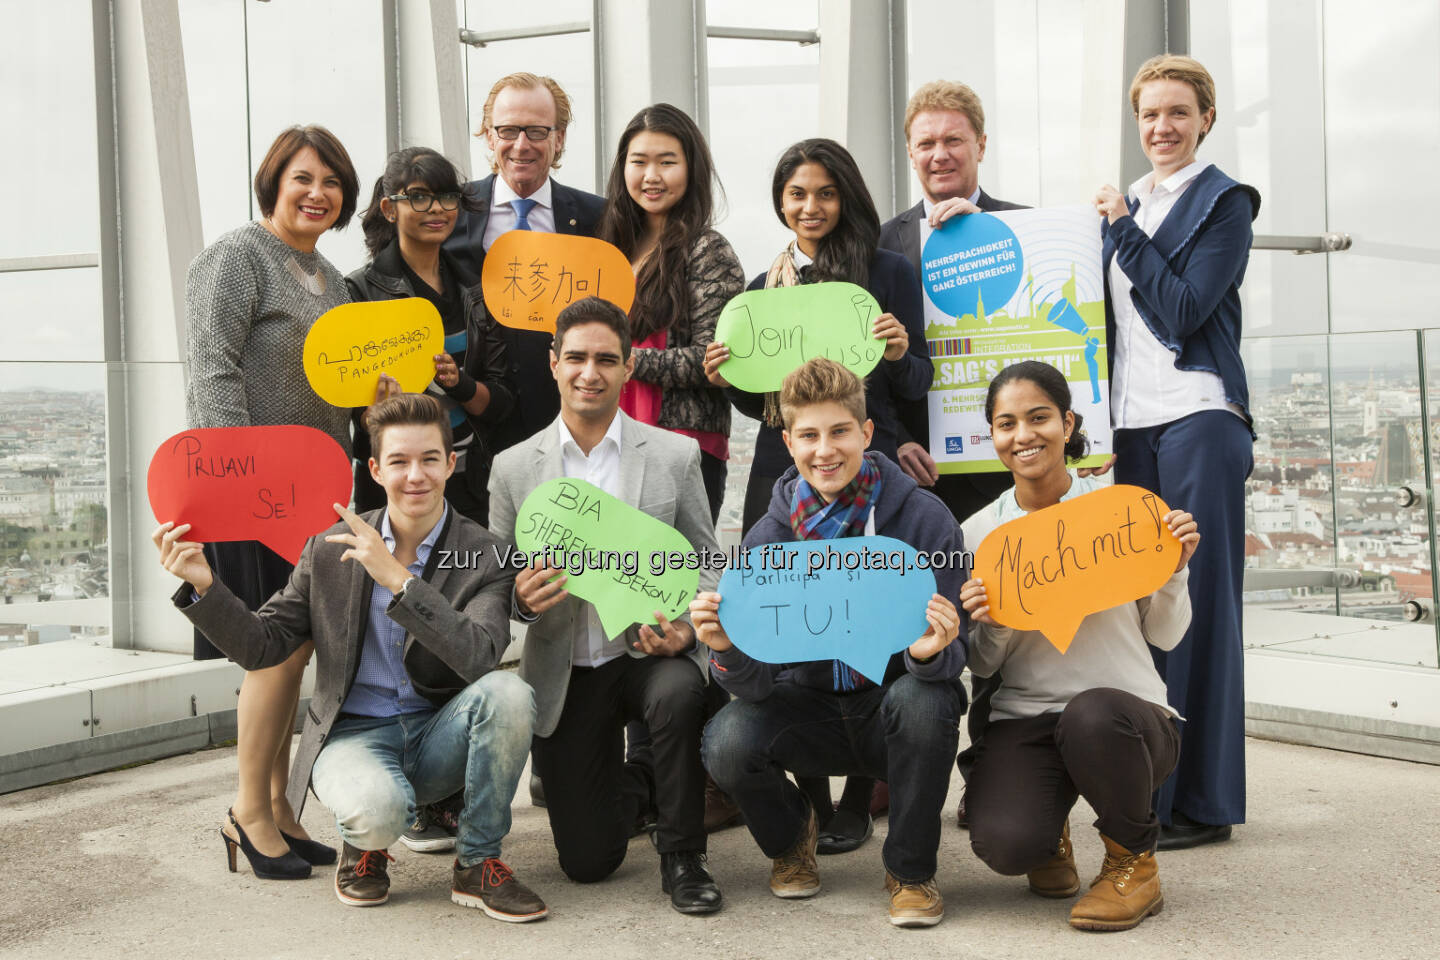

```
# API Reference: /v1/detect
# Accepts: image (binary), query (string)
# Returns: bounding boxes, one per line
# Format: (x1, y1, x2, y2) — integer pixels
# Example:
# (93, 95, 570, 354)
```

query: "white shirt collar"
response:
(1128, 160, 1208, 202)
(557, 410, 623, 455)
(493, 175, 553, 210)
(792, 244, 813, 268)
(922, 185, 982, 217)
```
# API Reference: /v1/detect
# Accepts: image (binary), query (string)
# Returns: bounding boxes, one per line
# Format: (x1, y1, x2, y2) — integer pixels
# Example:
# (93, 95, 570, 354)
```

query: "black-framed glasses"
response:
(492, 124, 555, 142)
(387, 190, 462, 212)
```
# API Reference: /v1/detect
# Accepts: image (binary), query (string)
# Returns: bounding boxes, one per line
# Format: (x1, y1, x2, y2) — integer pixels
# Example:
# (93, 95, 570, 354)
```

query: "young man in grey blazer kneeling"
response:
(154, 394, 546, 923)
(488, 297, 723, 915)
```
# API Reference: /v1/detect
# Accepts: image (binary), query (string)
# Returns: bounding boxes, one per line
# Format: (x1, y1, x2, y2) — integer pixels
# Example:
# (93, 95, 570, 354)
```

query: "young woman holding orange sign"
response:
(957, 360, 1198, 933)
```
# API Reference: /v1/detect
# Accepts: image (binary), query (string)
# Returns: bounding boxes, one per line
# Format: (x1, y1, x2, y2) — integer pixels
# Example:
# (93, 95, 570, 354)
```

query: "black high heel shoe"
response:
(221, 809, 311, 879)
(281, 829, 337, 866)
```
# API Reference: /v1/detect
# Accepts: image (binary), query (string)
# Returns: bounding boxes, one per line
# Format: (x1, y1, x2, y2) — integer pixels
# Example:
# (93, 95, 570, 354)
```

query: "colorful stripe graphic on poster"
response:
(920, 205, 1110, 474)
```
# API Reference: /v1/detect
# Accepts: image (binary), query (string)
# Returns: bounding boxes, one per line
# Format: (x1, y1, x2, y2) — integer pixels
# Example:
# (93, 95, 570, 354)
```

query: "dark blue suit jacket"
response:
(877, 189, 1027, 521)
(443, 174, 607, 453)
(1101, 164, 1260, 433)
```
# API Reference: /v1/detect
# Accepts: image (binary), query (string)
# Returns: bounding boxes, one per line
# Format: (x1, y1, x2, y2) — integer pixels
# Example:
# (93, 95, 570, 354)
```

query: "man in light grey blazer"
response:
(489, 297, 723, 915)
(154, 395, 546, 923)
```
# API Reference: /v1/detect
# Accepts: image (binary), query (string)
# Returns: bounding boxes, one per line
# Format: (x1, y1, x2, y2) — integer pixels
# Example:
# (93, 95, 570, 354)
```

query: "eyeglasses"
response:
(492, 125, 555, 142)
(387, 191, 462, 212)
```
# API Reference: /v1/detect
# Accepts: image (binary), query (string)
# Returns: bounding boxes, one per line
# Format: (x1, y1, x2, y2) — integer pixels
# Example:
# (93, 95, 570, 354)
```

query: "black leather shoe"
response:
(816, 809, 873, 855)
(660, 850, 722, 914)
(1157, 813, 1232, 851)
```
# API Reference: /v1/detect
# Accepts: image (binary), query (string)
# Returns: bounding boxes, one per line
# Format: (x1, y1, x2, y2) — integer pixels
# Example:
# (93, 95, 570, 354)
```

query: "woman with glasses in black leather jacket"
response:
(346, 147, 517, 525)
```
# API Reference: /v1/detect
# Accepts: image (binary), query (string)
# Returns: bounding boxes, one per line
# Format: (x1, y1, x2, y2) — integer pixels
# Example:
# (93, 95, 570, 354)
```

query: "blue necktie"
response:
(512, 197, 537, 231)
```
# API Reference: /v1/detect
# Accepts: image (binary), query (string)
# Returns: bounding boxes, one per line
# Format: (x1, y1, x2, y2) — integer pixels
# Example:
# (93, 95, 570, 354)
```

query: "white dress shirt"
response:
(557, 412, 627, 668)
(1109, 160, 1245, 430)
(482, 176, 557, 250)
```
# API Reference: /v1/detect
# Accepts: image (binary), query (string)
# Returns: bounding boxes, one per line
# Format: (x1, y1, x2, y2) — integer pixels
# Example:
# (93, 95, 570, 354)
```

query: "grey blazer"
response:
(176, 508, 519, 816)
(488, 412, 720, 738)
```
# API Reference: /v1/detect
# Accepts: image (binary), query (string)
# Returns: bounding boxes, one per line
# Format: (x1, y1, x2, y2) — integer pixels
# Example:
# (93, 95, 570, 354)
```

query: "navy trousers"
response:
(1114, 410, 1252, 827)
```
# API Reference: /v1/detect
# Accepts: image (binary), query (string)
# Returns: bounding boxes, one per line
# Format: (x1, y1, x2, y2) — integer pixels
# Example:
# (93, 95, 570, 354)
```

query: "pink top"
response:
(621, 330, 729, 460)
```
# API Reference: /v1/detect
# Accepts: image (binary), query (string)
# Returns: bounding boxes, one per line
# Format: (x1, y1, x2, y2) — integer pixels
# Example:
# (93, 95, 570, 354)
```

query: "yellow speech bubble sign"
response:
(481, 231, 635, 333)
(302, 298, 444, 407)
(973, 484, 1181, 653)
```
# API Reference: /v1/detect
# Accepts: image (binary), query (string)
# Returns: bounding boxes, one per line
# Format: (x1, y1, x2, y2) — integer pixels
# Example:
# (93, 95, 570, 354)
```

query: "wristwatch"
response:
(394, 575, 420, 601)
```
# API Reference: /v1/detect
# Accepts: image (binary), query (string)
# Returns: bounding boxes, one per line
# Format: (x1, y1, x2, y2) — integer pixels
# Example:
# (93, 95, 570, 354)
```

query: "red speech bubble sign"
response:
(972, 484, 1181, 653)
(147, 426, 353, 565)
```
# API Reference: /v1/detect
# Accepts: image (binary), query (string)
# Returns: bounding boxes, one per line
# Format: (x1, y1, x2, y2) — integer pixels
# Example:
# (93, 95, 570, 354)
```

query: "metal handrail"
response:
(459, 22, 591, 47)
(706, 26, 820, 45)
(1252, 233, 1352, 254)
(1243, 568, 1360, 590)
(458, 23, 821, 48)
(0, 253, 100, 274)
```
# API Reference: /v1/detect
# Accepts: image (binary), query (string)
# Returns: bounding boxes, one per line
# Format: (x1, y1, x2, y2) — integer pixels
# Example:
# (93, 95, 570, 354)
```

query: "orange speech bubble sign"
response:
(481, 231, 635, 333)
(302, 298, 444, 407)
(972, 484, 1180, 653)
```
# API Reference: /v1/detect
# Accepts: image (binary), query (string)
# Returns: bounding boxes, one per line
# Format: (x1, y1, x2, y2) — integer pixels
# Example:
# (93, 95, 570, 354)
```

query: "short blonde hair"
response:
(479, 72, 571, 169)
(779, 358, 867, 431)
(904, 80, 985, 141)
(1129, 54, 1216, 142)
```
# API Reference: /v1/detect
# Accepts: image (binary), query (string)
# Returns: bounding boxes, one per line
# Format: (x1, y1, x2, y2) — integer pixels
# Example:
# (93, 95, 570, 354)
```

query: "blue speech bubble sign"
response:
(921, 212, 1024, 319)
(716, 536, 937, 684)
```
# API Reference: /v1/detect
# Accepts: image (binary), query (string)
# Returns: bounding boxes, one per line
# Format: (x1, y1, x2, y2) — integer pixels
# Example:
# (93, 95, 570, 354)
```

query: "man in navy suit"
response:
(878, 79, 1027, 523)
(878, 80, 1028, 826)
(444, 72, 607, 456)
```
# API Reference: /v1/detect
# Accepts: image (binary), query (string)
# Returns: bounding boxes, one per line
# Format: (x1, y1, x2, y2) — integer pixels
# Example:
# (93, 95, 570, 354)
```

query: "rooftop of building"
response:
(2, 732, 1435, 960)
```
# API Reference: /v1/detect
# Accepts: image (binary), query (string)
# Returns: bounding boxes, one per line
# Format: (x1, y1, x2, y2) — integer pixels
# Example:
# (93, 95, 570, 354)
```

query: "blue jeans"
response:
(310, 671, 535, 867)
(702, 674, 962, 883)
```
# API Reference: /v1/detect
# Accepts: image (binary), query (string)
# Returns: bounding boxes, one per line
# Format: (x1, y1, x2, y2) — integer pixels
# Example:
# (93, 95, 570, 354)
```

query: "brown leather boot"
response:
(1027, 821, 1079, 897)
(1069, 834, 1162, 932)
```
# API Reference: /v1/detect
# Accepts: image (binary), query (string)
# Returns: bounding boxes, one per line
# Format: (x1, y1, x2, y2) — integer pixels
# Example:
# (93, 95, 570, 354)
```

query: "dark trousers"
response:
(531, 655, 708, 882)
(702, 675, 962, 882)
(1115, 409, 1252, 827)
(700, 451, 727, 526)
(968, 688, 1180, 872)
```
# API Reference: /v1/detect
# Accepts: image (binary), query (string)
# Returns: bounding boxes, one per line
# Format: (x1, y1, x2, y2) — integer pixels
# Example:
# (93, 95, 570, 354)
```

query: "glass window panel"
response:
(178, 0, 253, 245)
(464, 32, 598, 196)
(707, 0, 818, 31)
(0, 363, 110, 652)
(707, 35, 821, 275)
(464, 0, 591, 30)
(0, 269, 104, 363)
(0, 0, 100, 260)
(1324, 0, 1440, 334)
(244, 0, 390, 276)
(1242, 335, 1337, 621)
(906, 0, 1123, 210)
(1179, 2, 1335, 337)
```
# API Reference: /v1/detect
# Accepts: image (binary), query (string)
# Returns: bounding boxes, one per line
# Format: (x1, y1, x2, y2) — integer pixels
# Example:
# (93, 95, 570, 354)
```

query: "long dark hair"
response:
(598, 103, 723, 340)
(771, 138, 879, 285)
(984, 361, 1089, 462)
(358, 147, 479, 257)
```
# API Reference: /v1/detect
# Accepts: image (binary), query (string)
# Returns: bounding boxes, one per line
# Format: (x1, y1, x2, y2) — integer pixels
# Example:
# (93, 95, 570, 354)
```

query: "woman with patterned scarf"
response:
(704, 138, 932, 851)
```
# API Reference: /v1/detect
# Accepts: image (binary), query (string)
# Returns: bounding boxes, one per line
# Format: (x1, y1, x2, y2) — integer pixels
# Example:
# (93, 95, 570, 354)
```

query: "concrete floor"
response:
(1, 736, 1437, 960)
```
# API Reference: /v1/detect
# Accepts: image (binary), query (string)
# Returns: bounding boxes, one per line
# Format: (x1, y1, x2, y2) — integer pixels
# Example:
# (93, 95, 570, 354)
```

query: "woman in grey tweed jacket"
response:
(598, 103, 744, 523)
(183, 125, 359, 879)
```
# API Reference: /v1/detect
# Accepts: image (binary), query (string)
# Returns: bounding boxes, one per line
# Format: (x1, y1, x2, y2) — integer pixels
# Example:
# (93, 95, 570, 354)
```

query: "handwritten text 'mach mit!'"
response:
(987, 495, 1168, 616)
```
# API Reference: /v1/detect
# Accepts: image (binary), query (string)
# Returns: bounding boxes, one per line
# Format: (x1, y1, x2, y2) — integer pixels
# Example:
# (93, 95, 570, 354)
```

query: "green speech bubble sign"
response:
(513, 478, 700, 639)
(715, 282, 887, 393)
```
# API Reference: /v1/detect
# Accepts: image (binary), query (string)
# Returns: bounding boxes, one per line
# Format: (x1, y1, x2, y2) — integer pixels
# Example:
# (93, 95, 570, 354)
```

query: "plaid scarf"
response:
(788, 453, 882, 692)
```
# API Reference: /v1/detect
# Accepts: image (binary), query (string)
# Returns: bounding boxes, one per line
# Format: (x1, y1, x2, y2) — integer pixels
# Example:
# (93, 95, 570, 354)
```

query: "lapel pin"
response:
(569, 218, 577, 226)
